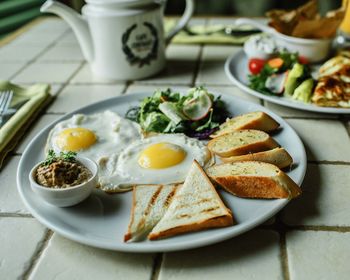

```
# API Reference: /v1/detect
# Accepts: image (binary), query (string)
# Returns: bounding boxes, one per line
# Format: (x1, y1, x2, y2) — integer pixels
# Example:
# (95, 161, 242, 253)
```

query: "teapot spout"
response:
(41, 0, 93, 62)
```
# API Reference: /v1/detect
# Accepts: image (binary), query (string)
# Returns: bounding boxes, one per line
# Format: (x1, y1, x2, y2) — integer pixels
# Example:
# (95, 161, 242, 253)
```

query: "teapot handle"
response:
(165, 0, 194, 45)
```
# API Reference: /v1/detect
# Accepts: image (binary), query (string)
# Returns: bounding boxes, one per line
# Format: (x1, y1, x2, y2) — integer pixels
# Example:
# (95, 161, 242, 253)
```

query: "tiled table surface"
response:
(1, 17, 350, 280)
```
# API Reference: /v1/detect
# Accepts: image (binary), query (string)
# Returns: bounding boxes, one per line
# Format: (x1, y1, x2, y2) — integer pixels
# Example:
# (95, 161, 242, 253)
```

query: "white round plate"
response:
(17, 92, 306, 252)
(225, 50, 350, 114)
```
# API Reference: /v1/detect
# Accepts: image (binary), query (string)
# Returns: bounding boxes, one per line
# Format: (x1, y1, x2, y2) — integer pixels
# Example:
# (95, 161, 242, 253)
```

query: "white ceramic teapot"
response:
(41, 0, 194, 80)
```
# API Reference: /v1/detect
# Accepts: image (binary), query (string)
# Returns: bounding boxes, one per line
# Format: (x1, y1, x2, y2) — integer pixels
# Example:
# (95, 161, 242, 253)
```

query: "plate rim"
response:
(224, 50, 350, 114)
(16, 91, 307, 253)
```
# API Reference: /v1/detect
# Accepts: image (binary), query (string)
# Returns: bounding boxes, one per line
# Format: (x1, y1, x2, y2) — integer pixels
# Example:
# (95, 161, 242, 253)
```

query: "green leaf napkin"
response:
(0, 81, 52, 168)
(165, 18, 260, 45)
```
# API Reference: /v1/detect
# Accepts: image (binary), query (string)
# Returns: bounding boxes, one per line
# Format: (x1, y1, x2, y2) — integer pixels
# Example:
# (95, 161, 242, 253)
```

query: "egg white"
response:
(46, 110, 143, 162)
(98, 134, 213, 192)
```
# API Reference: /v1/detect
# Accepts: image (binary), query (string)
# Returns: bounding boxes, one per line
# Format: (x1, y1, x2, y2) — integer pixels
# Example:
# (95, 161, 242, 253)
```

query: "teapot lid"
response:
(86, 0, 160, 7)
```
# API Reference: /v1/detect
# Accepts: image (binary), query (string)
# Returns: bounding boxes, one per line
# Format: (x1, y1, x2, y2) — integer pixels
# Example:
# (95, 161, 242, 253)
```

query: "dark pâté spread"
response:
(35, 151, 92, 189)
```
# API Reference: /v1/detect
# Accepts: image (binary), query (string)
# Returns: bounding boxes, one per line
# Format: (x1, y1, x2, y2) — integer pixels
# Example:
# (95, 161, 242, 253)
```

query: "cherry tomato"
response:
(248, 58, 266, 74)
(298, 56, 309, 65)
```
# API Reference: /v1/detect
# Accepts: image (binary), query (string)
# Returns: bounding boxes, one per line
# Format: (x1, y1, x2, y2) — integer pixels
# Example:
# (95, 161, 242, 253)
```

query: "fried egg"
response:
(98, 134, 213, 192)
(46, 110, 143, 162)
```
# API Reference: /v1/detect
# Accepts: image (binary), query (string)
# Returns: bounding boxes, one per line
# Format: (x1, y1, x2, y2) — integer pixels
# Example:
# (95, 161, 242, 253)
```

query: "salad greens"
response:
(248, 51, 313, 100)
(126, 87, 229, 139)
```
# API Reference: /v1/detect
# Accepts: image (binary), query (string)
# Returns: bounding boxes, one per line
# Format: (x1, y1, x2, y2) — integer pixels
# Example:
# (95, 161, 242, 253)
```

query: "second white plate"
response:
(225, 50, 350, 114)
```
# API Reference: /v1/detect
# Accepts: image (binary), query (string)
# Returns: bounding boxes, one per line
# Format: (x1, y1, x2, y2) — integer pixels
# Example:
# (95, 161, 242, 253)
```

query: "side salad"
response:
(126, 87, 229, 139)
(248, 52, 314, 103)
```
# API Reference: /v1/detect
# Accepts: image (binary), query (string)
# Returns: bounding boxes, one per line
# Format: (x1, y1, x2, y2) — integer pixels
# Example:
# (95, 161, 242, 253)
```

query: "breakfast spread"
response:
(34, 150, 92, 189)
(30, 87, 301, 241)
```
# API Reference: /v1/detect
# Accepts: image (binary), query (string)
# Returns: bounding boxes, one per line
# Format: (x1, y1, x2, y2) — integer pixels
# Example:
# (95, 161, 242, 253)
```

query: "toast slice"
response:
(206, 161, 301, 199)
(211, 111, 280, 138)
(220, 147, 293, 169)
(148, 161, 233, 240)
(124, 184, 178, 242)
(208, 129, 279, 157)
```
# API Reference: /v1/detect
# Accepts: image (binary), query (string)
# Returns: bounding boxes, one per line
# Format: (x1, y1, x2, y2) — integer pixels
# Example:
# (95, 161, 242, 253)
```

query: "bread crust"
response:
(148, 215, 233, 240)
(220, 148, 293, 169)
(207, 161, 301, 199)
(124, 186, 137, 242)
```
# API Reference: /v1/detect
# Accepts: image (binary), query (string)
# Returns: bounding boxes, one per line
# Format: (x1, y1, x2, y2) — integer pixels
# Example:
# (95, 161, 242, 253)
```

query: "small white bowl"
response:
(29, 157, 98, 207)
(236, 18, 333, 63)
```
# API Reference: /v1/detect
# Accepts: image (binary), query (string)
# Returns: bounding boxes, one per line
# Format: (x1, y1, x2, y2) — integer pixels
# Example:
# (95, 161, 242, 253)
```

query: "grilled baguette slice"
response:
(124, 184, 178, 242)
(206, 161, 301, 199)
(208, 129, 279, 157)
(211, 111, 279, 138)
(220, 147, 293, 169)
(148, 161, 233, 240)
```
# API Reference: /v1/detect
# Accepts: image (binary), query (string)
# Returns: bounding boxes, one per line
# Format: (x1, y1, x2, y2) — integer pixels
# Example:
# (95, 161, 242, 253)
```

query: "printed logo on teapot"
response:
(122, 22, 158, 67)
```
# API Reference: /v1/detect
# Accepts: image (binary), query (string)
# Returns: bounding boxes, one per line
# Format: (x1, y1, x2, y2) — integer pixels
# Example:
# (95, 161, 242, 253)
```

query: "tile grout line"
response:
(285, 225, 350, 232)
(280, 231, 290, 280)
(22, 230, 54, 280)
(150, 253, 164, 280)
(0, 213, 32, 218)
(190, 18, 208, 87)
(190, 44, 204, 87)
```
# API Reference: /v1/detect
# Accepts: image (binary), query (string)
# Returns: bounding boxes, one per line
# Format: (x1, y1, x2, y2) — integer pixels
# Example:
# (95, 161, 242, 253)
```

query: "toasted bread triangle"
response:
(124, 184, 177, 242)
(148, 161, 234, 240)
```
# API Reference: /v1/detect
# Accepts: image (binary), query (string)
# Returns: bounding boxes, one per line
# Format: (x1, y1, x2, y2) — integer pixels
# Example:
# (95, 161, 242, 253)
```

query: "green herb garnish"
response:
(42, 150, 77, 166)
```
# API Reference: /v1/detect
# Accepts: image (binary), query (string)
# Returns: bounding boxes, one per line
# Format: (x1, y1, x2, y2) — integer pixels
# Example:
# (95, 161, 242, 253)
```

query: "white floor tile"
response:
(282, 164, 350, 226)
(136, 61, 196, 85)
(159, 230, 282, 280)
(30, 234, 154, 280)
(125, 83, 190, 94)
(53, 31, 79, 47)
(70, 64, 125, 84)
(197, 62, 232, 85)
(15, 114, 63, 154)
(166, 45, 201, 62)
(0, 217, 47, 279)
(287, 230, 350, 280)
(264, 102, 338, 118)
(286, 119, 350, 162)
(0, 62, 26, 80)
(202, 45, 240, 61)
(38, 45, 84, 62)
(13, 62, 81, 84)
(208, 85, 260, 104)
(0, 45, 45, 62)
(47, 84, 125, 113)
(0, 156, 29, 214)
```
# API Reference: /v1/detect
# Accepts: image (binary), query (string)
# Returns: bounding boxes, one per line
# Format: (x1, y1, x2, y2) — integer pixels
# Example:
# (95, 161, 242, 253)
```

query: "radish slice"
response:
(265, 71, 288, 94)
(182, 91, 212, 120)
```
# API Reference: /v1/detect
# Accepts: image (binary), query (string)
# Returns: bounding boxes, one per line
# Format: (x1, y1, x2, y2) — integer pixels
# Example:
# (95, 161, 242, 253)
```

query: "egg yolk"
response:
(55, 127, 97, 151)
(138, 142, 187, 169)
